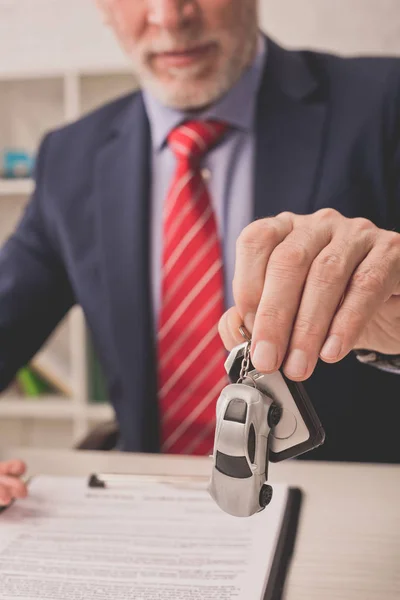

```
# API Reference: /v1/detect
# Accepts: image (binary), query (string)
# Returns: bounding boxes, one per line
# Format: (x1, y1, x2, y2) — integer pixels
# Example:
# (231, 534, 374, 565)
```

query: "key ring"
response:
(237, 325, 256, 386)
(239, 325, 251, 343)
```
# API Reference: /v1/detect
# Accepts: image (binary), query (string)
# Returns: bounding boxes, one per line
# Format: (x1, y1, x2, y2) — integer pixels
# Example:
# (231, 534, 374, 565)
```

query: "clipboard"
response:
(88, 472, 303, 600)
(263, 487, 302, 600)
(0, 473, 302, 600)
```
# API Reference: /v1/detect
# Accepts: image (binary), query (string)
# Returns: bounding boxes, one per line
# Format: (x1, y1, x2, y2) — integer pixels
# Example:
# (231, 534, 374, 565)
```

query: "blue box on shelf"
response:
(1, 149, 35, 179)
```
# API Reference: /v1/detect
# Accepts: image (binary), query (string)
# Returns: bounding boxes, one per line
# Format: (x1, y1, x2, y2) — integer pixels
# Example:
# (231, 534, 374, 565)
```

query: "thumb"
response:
(219, 306, 247, 350)
(0, 460, 26, 477)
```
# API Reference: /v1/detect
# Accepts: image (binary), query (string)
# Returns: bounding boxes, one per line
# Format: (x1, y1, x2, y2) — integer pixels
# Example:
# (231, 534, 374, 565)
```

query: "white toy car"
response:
(208, 383, 280, 517)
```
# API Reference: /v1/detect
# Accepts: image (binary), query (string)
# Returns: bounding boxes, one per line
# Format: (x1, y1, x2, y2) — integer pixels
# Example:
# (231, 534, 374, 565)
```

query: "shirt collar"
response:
(143, 34, 267, 152)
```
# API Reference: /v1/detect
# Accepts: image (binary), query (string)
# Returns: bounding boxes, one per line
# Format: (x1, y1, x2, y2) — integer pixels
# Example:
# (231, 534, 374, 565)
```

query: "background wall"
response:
(260, 0, 400, 55)
(1, 0, 400, 77)
(1, 0, 400, 449)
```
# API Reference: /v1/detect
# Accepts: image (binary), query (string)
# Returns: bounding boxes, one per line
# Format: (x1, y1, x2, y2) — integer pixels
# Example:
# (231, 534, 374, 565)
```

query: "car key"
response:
(224, 333, 325, 463)
(208, 332, 282, 517)
(208, 327, 325, 517)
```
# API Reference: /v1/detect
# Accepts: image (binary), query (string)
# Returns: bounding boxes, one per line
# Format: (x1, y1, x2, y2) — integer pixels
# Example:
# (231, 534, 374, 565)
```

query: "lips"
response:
(153, 42, 215, 68)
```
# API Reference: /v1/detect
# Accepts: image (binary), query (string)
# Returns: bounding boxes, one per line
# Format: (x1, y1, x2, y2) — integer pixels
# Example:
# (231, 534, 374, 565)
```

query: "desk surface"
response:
(1, 447, 399, 600)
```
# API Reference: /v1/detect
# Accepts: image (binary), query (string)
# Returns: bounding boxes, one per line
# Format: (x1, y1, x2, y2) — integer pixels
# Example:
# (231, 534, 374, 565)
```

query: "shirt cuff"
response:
(353, 350, 400, 374)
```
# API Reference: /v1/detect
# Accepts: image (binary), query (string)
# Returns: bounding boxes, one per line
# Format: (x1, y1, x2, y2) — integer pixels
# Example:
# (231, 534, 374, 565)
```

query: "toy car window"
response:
(224, 398, 247, 424)
(248, 424, 256, 464)
(215, 451, 252, 479)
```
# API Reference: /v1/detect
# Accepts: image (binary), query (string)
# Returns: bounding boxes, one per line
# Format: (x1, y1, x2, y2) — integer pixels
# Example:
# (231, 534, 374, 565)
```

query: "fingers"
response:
(0, 459, 26, 477)
(0, 460, 28, 506)
(282, 222, 376, 379)
(320, 233, 400, 363)
(233, 213, 294, 331)
(354, 294, 400, 353)
(219, 307, 245, 350)
(250, 215, 335, 376)
(0, 483, 13, 506)
(0, 475, 28, 505)
(226, 210, 400, 382)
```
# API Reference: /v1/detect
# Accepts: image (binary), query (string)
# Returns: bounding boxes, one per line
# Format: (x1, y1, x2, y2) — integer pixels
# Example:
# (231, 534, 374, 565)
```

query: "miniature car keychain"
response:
(208, 326, 325, 517)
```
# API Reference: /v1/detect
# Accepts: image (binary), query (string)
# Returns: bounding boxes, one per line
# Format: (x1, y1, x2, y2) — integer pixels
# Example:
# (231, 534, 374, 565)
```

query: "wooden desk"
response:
(1, 446, 399, 600)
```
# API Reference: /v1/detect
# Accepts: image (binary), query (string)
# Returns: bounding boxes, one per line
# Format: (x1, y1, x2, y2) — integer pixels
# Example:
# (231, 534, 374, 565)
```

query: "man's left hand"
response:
(0, 460, 27, 506)
(219, 209, 400, 381)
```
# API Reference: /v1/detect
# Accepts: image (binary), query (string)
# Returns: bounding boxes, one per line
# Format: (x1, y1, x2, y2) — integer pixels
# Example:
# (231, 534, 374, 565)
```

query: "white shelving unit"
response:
(0, 179, 33, 196)
(0, 399, 113, 422)
(0, 1, 137, 447)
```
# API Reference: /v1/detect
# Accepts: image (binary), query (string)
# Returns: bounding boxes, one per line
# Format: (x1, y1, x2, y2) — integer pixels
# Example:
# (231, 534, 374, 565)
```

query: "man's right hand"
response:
(0, 460, 28, 506)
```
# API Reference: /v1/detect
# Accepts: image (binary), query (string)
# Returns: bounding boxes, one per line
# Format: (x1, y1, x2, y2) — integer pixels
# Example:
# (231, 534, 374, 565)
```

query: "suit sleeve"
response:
(0, 133, 75, 392)
(355, 64, 400, 374)
(388, 63, 400, 233)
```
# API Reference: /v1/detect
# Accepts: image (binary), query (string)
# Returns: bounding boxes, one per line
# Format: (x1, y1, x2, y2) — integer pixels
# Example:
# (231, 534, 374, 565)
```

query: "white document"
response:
(0, 475, 290, 600)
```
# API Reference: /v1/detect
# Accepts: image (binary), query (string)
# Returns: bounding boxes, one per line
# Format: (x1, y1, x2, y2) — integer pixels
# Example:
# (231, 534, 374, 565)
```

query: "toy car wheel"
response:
(259, 484, 273, 508)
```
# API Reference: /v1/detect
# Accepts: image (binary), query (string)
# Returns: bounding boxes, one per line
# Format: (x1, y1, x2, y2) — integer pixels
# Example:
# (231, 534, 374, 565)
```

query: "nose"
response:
(147, 0, 196, 29)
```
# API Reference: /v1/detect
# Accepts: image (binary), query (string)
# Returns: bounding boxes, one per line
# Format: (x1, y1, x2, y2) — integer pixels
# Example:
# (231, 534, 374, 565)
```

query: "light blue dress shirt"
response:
(143, 37, 267, 325)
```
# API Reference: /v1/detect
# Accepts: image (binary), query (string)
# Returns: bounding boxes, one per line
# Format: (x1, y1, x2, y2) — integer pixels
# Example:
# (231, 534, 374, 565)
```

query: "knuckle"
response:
(351, 217, 375, 234)
(237, 218, 279, 255)
(352, 267, 385, 294)
(236, 223, 259, 251)
(256, 304, 291, 329)
(312, 251, 348, 285)
(336, 304, 365, 328)
(293, 316, 322, 338)
(315, 207, 340, 222)
(383, 230, 400, 252)
(270, 241, 311, 271)
(232, 275, 263, 306)
(276, 211, 294, 222)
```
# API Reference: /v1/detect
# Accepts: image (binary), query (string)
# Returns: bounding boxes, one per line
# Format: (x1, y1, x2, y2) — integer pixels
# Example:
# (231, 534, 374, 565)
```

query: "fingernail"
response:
(320, 335, 342, 360)
(244, 313, 256, 334)
(284, 349, 308, 379)
(252, 341, 278, 372)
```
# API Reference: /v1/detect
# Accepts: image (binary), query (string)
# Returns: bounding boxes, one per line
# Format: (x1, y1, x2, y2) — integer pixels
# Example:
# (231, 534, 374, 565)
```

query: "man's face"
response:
(96, 0, 259, 109)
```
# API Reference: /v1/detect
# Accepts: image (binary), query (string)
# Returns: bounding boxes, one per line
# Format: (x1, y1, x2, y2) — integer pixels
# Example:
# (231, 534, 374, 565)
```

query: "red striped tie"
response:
(158, 120, 229, 455)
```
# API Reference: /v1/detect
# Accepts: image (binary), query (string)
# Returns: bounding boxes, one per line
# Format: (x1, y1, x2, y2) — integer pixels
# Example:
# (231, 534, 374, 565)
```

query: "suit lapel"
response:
(254, 40, 327, 219)
(95, 94, 159, 452)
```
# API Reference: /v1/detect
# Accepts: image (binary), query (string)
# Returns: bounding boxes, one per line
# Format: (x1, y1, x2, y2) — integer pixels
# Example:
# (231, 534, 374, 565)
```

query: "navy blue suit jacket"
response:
(1, 40, 400, 461)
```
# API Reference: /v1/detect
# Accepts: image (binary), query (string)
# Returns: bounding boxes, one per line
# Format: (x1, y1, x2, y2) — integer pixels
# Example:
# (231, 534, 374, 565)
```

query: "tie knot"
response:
(168, 120, 228, 162)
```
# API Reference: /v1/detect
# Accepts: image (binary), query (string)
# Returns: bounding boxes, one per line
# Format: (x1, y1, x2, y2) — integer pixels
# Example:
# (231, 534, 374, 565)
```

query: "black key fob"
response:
(225, 342, 325, 462)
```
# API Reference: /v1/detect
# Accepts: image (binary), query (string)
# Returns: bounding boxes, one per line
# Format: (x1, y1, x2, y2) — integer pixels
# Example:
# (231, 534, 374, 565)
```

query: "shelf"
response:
(86, 403, 115, 422)
(0, 397, 73, 419)
(0, 3, 133, 447)
(32, 318, 73, 397)
(0, 66, 133, 83)
(0, 179, 34, 197)
(0, 398, 114, 421)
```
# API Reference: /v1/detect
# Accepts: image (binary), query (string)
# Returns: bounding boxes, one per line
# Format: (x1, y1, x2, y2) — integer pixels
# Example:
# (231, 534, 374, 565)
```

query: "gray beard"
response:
(131, 33, 258, 110)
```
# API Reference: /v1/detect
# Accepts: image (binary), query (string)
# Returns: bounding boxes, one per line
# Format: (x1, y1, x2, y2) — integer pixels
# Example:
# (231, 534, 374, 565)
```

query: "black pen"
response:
(88, 472, 206, 488)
